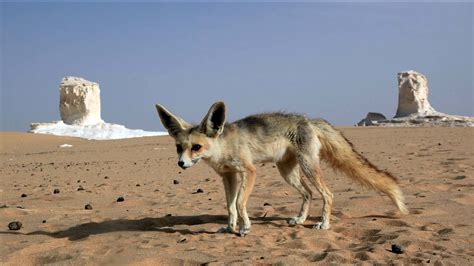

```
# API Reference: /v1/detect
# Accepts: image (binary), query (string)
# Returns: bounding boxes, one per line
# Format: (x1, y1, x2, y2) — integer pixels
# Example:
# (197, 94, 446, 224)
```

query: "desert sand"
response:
(1, 127, 473, 265)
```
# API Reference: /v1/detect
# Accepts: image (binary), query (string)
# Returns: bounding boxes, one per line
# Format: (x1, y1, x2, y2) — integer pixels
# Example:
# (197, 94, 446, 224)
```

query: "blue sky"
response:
(1, 2, 472, 131)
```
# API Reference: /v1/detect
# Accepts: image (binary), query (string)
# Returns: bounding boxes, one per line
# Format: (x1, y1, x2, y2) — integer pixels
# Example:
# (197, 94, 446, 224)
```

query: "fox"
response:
(155, 101, 408, 236)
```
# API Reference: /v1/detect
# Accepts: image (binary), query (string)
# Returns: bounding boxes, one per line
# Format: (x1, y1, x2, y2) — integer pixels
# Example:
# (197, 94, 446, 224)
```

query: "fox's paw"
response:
(312, 222, 330, 230)
(288, 216, 305, 226)
(238, 226, 251, 237)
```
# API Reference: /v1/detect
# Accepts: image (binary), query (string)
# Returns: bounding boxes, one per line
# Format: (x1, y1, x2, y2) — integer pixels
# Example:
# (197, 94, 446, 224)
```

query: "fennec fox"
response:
(156, 101, 408, 236)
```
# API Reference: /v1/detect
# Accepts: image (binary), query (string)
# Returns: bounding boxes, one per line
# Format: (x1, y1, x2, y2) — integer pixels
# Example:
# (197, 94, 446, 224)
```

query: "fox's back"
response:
(231, 112, 329, 137)
(220, 113, 330, 163)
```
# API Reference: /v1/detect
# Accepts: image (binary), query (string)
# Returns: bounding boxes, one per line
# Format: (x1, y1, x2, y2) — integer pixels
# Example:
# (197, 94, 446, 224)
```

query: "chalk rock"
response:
(357, 112, 386, 126)
(356, 71, 474, 127)
(59, 76, 103, 125)
(395, 71, 438, 117)
(30, 76, 167, 139)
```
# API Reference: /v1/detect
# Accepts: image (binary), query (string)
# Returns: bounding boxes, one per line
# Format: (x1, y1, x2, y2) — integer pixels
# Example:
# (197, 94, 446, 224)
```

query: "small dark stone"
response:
(117, 196, 125, 202)
(427, 259, 430, 263)
(16, 205, 24, 209)
(260, 257, 265, 260)
(84, 204, 93, 210)
(196, 188, 204, 193)
(391, 244, 404, 254)
(438, 143, 442, 146)
(136, 184, 140, 187)
(178, 237, 187, 243)
(263, 203, 271, 206)
(21, 193, 27, 198)
(104, 176, 109, 179)
(42, 220, 47, 223)
(77, 186, 84, 191)
(205, 178, 211, 182)
(8, 221, 22, 230)
(77, 180, 81, 183)
(208, 198, 212, 201)
(372, 218, 377, 221)
(0, 204, 8, 208)
(173, 180, 180, 185)
(166, 213, 172, 217)
(53, 189, 60, 194)
(178, 171, 182, 174)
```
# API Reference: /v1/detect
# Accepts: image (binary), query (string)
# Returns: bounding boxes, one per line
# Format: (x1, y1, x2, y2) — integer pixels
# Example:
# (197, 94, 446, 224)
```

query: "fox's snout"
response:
(178, 156, 199, 169)
(177, 160, 190, 169)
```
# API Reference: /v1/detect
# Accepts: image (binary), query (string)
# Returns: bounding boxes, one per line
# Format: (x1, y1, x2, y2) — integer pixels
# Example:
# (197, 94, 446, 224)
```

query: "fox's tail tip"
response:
(392, 187, 409, 215)
(398, 203, 409, 215)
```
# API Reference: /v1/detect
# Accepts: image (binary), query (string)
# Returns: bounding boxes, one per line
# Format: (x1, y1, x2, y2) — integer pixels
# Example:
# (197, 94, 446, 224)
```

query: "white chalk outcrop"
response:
(356, 71, 473, 127)
(394, 71, 438, 117)
(60, 77, 103, 125)
(30, 76, 167, 140)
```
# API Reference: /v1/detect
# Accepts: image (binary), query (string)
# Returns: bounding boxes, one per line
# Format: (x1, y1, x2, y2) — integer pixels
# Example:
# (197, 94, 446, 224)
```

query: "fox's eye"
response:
(191, 144, 202, 151)
(176, 145, 183, 153)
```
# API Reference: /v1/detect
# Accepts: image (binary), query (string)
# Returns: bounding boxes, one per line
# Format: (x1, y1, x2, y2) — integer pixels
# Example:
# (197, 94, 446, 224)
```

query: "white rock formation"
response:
(60, 76, 103, 125)
(395, 71, 438, 117)
(30, 76, 167, 140)
(30, 121, 167, 140)
(356, 71, 473, 127)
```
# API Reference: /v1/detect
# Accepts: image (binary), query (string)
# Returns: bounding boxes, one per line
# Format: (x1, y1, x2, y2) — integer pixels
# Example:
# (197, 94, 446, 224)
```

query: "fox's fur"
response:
(156, 101, 408, 236)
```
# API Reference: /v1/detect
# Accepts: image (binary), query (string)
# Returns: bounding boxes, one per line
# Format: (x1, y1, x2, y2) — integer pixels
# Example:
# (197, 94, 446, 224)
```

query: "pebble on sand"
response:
(117, 196, 125, 202)
(196, 188, 204, 193)
(173, 179, 180, 185)
(391, 244, 404, 254)
(21, 193, 27, 198)
(53, 189, 60, 194)
(8, 221, 22, 230)
(84, 204, 93, 210)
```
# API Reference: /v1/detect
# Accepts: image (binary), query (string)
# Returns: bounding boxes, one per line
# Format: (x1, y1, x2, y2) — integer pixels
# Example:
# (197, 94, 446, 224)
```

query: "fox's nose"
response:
(178, 161, 185, 168)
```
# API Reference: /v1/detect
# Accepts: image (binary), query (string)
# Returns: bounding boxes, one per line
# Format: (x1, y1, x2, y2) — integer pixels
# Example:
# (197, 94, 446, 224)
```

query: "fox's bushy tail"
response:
(315, 121, 409, 215)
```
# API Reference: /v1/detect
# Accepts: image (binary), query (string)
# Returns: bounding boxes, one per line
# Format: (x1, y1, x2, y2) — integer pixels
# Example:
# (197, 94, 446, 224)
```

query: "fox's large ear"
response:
(155, 104, 192, 138)
(200, 101, 226, 138)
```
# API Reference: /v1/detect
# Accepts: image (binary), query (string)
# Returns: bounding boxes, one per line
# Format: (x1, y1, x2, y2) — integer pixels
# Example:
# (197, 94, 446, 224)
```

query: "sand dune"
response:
(1, 128, 473, 265)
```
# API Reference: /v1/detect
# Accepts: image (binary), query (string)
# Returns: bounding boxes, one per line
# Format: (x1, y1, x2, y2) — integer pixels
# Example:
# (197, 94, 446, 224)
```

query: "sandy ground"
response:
(1, 127, 473, 265)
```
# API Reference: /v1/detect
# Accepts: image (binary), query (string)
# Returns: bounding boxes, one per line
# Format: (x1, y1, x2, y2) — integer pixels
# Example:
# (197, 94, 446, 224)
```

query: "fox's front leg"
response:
(236, 166, 256, 236)
(220, 173, 239, 233)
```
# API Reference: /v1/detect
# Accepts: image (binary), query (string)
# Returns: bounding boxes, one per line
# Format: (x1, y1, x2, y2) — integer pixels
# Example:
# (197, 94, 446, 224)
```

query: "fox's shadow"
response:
(3, 214, 290, 241)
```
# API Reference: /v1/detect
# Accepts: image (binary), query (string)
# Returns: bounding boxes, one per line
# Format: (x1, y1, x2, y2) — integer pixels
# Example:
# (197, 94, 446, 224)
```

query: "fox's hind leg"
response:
(298, 155, 333, 229)
(220, 172, 239, 233)
(296, 124, 334, 229)
(276, 157, 313, 225)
